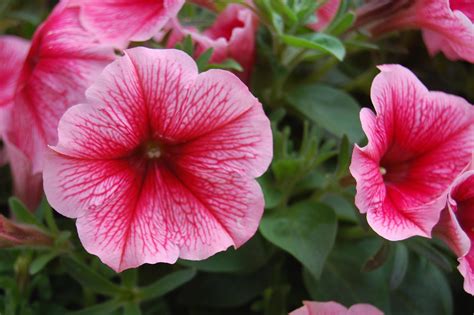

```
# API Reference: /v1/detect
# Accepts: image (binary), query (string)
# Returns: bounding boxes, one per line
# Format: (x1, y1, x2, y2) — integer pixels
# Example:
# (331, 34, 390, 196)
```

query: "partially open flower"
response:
(434, 161, 474, 295)
(0, 36, 29, 166)
(290, 301, 383, 315)
(43, 47, 272, 272)
(5, 0, 116, 175)
(0, 215, 52, 248)
(162, 4, 258, 82)
(367, 0, 474, 63)
(69, 0, 185, 47)
(350, 64, 474, 241)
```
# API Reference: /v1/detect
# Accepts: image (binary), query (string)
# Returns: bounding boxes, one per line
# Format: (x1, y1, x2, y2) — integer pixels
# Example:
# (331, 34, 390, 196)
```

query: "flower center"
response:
(143, 141, 162, 160)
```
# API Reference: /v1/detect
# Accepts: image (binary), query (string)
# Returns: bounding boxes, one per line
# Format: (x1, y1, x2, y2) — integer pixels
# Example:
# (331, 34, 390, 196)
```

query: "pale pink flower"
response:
(290, 301, 383, 315)
(5, 0, 116, 174)
(0, 36, 29, 166)
(43, 47, 272, 272)
(370, 0, 474, 63)
(350, 64, 474, 241)
(308, 0, 341, 31)
(162, 4, 258, 82)
(70, 0, 185, 47)
(434, 160, 474, 295)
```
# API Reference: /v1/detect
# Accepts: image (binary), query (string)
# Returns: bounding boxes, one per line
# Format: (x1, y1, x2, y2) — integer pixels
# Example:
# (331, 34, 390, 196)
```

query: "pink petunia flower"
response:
(370, 0, 474, 63)
(161, 4, 258, 82)
(69, 0, 185, 47)
(43, 47, 272, 272)
(434, 160, 474, 295)
(308, 0, 341, 31)
(5, 0, 116, 175)
(350, 64, 474, 241)
(0, 36, 29, 166)
(289, 301, 383, 315)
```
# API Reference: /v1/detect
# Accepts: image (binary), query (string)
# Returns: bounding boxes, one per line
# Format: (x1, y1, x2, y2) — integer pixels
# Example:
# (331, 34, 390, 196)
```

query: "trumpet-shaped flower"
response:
(70, 0, 185, 46)
(371, 0, 474, 63)
(162, 4, 258, 82)
(290, 301, 383, 315)
(308, 0, 341, 31)
(0, 36, 29, 165)
(434, 162, 474, 295)
(6, 0, 116, 174)
(350, 64, 474, 241)
(43, 47, 272, 272)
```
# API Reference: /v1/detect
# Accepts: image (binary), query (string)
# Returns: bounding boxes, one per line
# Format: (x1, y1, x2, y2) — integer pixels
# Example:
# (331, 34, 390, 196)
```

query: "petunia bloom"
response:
(0, 214, 53, 248)
(0, 36, 29, 166)
(5, 0, 116, 175)
(308, 0, 341, 31)
(369, 0, 474, 63)
(162, 4, 258, 82)
(43, 47, 272, 272)
(350, 64, 474, 241)
(69, 0, 185, 47)
(434, 161, 474, 295)
(289, 301, 383, 315)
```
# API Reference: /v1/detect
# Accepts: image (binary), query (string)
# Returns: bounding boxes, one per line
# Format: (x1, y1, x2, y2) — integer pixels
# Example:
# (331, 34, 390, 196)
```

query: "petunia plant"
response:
(0, 0, 473, 314)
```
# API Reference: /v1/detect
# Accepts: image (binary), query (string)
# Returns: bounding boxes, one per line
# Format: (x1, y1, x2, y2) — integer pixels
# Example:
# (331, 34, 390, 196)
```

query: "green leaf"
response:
(207, 58, 243, 72)
(196, 48, 214, 71)
(336, 135, 350, 177)
(286, 84, 363, 142)
(390, 243, 409, 290)
(258, 173, 283, 209)
(122, 303, 141, 315)
(304, 238, 391, 311)
(8, 197, 42, 227)
(140, 268, 196, 301)
(179, 234, 269, 273)
(61, 257, 122, 296)
(67, 299, 121, 315)
(121, 269, 138, 288)
(280, 33, 345, 61)
(326, 12, 355, 36)
(260, 201, 337, 279)
(320, 193, 357, 222)
(391, 255, 452, 315)
(271, 159, 304, 183)
(405, 238, 452, 272)
(29, 252, 57, 275)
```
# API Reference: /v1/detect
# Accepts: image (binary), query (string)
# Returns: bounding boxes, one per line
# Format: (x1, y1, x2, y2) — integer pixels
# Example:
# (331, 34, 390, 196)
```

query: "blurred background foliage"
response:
(0, 0, 473, 314)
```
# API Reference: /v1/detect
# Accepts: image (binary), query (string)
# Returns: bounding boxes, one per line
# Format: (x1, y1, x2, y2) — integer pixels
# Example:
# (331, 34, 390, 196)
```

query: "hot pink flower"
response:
(290, 301, 383, 315)
(70, 0, 185, 47)
(43, 47, 272, 272)
(162, 4, 258, 82)
(0, 36, 29, 165)
(308, 0, 341, 31)
(350, 64, 474, 241)
(5, 0, 116, 175)
(434, 161, 474, 295)
(370, 0, 474, 63)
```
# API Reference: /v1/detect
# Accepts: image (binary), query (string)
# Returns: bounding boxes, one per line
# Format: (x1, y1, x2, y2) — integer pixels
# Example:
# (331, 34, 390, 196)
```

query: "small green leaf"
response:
(196, 48, 214, 71)
(260, 201, 337, 279)
(121, 269, 138, 288)
(280, 33, 345, 61)
(336, 135, 350, 178)
(287, 84, 363, 142)
(140, 268, 196, 301)
(67, 299, 121, 315)
(405, 238, 452, 272)
(326, 12, 355, 36)
(207, 58, 243, 72)
(61, 257, 122, 296)
(390, 243, 409, 290)
(9, 197, 42, 227)
(123, 303, 141, 315)
(29, 252, 57, 275)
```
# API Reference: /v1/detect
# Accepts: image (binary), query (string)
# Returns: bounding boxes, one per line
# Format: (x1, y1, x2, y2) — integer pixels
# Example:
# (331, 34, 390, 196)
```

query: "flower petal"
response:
(71, 0, 184, 46)
(6, 3, 115, 173)
(308, 0, 341, 31)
